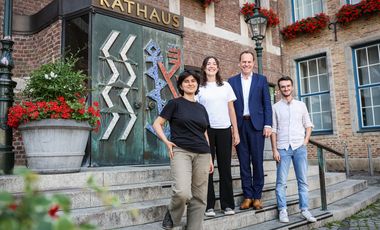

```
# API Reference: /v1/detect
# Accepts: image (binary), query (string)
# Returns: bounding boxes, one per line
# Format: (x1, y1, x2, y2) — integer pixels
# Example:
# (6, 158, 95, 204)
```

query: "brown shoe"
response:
(240, 198, 253, 210)
(252, 199, 263, 210)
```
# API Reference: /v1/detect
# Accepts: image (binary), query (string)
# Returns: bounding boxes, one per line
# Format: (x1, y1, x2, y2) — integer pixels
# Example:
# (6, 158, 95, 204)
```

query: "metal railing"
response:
(309, 139, 348, 211)
(367, 144, 380, 176)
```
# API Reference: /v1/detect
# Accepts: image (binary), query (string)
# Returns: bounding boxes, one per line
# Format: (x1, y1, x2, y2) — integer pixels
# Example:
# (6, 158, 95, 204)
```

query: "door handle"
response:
(134, 102, 142, 109)
(146, 101, 156, 111)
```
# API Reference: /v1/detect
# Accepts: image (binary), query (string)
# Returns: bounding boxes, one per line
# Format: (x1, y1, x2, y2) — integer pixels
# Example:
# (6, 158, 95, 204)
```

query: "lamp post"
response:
(244, 0, 267, 74)
(0, 0, 16, 174)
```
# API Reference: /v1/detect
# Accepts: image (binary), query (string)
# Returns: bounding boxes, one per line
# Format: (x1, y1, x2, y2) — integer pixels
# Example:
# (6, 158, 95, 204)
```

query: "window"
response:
(353, 43, 380, 129)
(292, 0, 323, 21)
(297, 55, 332, 132)
(347, 0, 361, 4)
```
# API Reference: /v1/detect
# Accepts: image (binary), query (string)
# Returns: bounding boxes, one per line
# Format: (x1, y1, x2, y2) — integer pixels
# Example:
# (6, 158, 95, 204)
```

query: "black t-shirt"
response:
(160, 97, 210, 154)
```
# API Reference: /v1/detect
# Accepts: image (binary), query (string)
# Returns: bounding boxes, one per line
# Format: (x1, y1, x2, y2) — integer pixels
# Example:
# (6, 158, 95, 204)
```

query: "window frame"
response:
(296, 53, 333, 134)
(352, 41, 380, 130)
(346, 0, 361, 4)
(291, 0, 324, 22)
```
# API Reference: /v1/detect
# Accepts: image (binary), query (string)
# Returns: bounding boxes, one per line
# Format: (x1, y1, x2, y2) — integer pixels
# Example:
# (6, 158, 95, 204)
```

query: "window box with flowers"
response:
(280, 13, 330, 40)
(336, 0, 380, 25)
(240, 2, 280, 28)
(7, 56, 100, 174)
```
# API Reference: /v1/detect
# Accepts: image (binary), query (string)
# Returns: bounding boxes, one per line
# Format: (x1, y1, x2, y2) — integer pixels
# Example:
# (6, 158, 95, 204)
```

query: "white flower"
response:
(44, 74, 50, 80)
(50, 72, 58, 78)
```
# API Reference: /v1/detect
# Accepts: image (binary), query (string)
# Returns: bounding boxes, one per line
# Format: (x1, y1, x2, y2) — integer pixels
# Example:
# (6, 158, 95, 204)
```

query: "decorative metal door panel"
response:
(90, 13, 182, 166)
(142, 27, 182, 164)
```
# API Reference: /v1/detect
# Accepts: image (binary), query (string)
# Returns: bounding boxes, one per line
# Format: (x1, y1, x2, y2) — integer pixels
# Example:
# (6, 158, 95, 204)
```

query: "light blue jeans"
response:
(275, 145, 309, 211)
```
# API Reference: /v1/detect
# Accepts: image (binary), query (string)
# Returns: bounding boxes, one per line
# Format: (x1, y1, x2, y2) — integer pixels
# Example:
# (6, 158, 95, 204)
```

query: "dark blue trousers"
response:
(237, 119, 265, 199)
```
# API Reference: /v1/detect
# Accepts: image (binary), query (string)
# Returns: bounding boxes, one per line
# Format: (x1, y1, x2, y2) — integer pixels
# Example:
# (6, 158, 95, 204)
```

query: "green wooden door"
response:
(90, 13, 182, 166)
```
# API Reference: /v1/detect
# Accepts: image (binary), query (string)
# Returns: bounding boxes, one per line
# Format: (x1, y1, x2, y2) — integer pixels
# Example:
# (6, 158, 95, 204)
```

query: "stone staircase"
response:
(1, 160, 379, 230)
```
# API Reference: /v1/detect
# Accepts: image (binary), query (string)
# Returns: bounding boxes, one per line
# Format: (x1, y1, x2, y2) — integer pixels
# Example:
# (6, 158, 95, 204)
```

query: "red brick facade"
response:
(1, 0, 378, 166)
(279, 0, 380, 159)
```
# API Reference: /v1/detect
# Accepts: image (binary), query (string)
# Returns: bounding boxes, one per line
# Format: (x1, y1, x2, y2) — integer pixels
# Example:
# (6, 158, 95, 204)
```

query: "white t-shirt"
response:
(197, 81, 237, 129)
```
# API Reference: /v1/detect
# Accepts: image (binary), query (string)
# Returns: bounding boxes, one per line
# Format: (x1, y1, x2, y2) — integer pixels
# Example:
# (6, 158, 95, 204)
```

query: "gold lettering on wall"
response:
(100, 0, 110, 7)
(137, 3, 147, 19)
(124, 0, 135, 14)
(94, 0, 183, 31)
(172, 15, 180, 28)
(112, 0, 125, 11)
(162, 11, 171, 25)
(150, 8, 160, 23)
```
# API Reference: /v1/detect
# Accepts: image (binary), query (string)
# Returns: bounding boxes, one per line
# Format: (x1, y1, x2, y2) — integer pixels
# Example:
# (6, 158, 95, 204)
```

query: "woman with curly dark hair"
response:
(153, 70, 213, 230)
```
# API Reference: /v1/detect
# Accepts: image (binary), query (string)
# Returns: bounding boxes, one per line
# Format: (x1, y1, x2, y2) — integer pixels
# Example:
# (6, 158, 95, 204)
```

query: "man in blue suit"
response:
(228, 51, 272, 210)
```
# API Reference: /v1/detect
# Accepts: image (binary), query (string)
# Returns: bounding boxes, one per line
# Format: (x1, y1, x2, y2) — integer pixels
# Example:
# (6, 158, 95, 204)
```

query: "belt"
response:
(243, 115, 250, 120)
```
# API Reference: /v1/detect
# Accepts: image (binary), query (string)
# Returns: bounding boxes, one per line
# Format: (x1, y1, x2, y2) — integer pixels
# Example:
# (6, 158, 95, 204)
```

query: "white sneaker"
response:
(279, 209, 289, 223)
(301, 210, 317, 222)
(205, 209, 216, 217)
(224, 208, 235, 215)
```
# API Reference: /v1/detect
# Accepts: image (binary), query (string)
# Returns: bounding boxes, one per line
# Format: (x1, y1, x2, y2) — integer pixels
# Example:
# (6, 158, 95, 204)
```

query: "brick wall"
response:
(181, 0, 282, 81)
(279, 0, 380, 159)
(0, 0, 60, 165)
(215, 0, 241, 34)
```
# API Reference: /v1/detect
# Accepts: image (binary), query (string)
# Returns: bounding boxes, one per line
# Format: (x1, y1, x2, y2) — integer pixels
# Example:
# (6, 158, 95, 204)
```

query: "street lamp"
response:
(0, 0, 16, 174)
(244, 0, 267, 74)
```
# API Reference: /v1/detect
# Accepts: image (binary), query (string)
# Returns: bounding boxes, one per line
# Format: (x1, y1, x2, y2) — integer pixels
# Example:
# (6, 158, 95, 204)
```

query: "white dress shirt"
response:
(241, 73, 252, 116)
(272, 99, 314, 150)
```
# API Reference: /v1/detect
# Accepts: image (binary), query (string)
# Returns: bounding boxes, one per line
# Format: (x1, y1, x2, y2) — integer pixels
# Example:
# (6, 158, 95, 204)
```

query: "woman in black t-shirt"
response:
(153, 70, 213, 230)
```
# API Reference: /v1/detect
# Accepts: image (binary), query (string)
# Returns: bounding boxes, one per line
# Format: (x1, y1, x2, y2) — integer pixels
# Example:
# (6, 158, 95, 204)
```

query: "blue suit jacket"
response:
(228, 73, 272, 130)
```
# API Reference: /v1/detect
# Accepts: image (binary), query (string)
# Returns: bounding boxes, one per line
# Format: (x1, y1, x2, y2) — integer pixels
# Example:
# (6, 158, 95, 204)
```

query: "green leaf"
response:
(53, 216, 75, 230)
(0, 192, 14, 204)
(0, 218, 20, 230)
(51, 195, 71, 213)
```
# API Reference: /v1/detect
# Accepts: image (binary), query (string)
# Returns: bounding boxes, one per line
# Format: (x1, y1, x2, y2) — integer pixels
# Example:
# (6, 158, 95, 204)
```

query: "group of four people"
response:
(153, 50, 316, 230)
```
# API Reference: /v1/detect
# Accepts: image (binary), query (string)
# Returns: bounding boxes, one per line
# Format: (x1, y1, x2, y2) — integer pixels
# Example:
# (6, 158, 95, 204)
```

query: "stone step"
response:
(214, 165, 319, 194)
(19, 166, 325, 210)
(225, 172, 346, 211)
(71, 178, 366, 229)
(240, 185, 380, 230)
(56, 166, 322, 209)
(1, 160, 279, 193)
(1, 160, 317, 195)
(0, 165, 172, 193)
(239, 209, 333, 229)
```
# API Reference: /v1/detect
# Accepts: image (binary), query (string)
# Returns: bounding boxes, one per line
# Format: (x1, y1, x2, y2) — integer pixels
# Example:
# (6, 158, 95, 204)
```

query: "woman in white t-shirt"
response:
(198, 56, 240, 216)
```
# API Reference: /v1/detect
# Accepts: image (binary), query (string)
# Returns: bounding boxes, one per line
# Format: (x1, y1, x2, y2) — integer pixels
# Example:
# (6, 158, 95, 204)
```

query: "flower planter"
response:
(19, 119, 91, 174)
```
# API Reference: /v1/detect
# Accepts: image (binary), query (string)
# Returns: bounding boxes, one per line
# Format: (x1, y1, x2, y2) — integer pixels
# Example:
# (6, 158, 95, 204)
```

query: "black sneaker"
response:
(162, 210, 173, 229)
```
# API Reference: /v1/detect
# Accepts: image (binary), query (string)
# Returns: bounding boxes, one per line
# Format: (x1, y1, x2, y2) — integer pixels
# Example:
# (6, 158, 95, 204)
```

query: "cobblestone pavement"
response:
(318, 172, 380, 230)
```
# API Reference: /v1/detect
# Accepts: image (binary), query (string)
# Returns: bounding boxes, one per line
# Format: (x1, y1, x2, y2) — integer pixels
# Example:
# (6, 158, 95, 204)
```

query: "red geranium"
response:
(7, 96, 100, 129)
(48, 204, 60, 219)
(280, 13, 329, 40)
(336, 0, 380, 25)
(240, 2, 280, 27)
